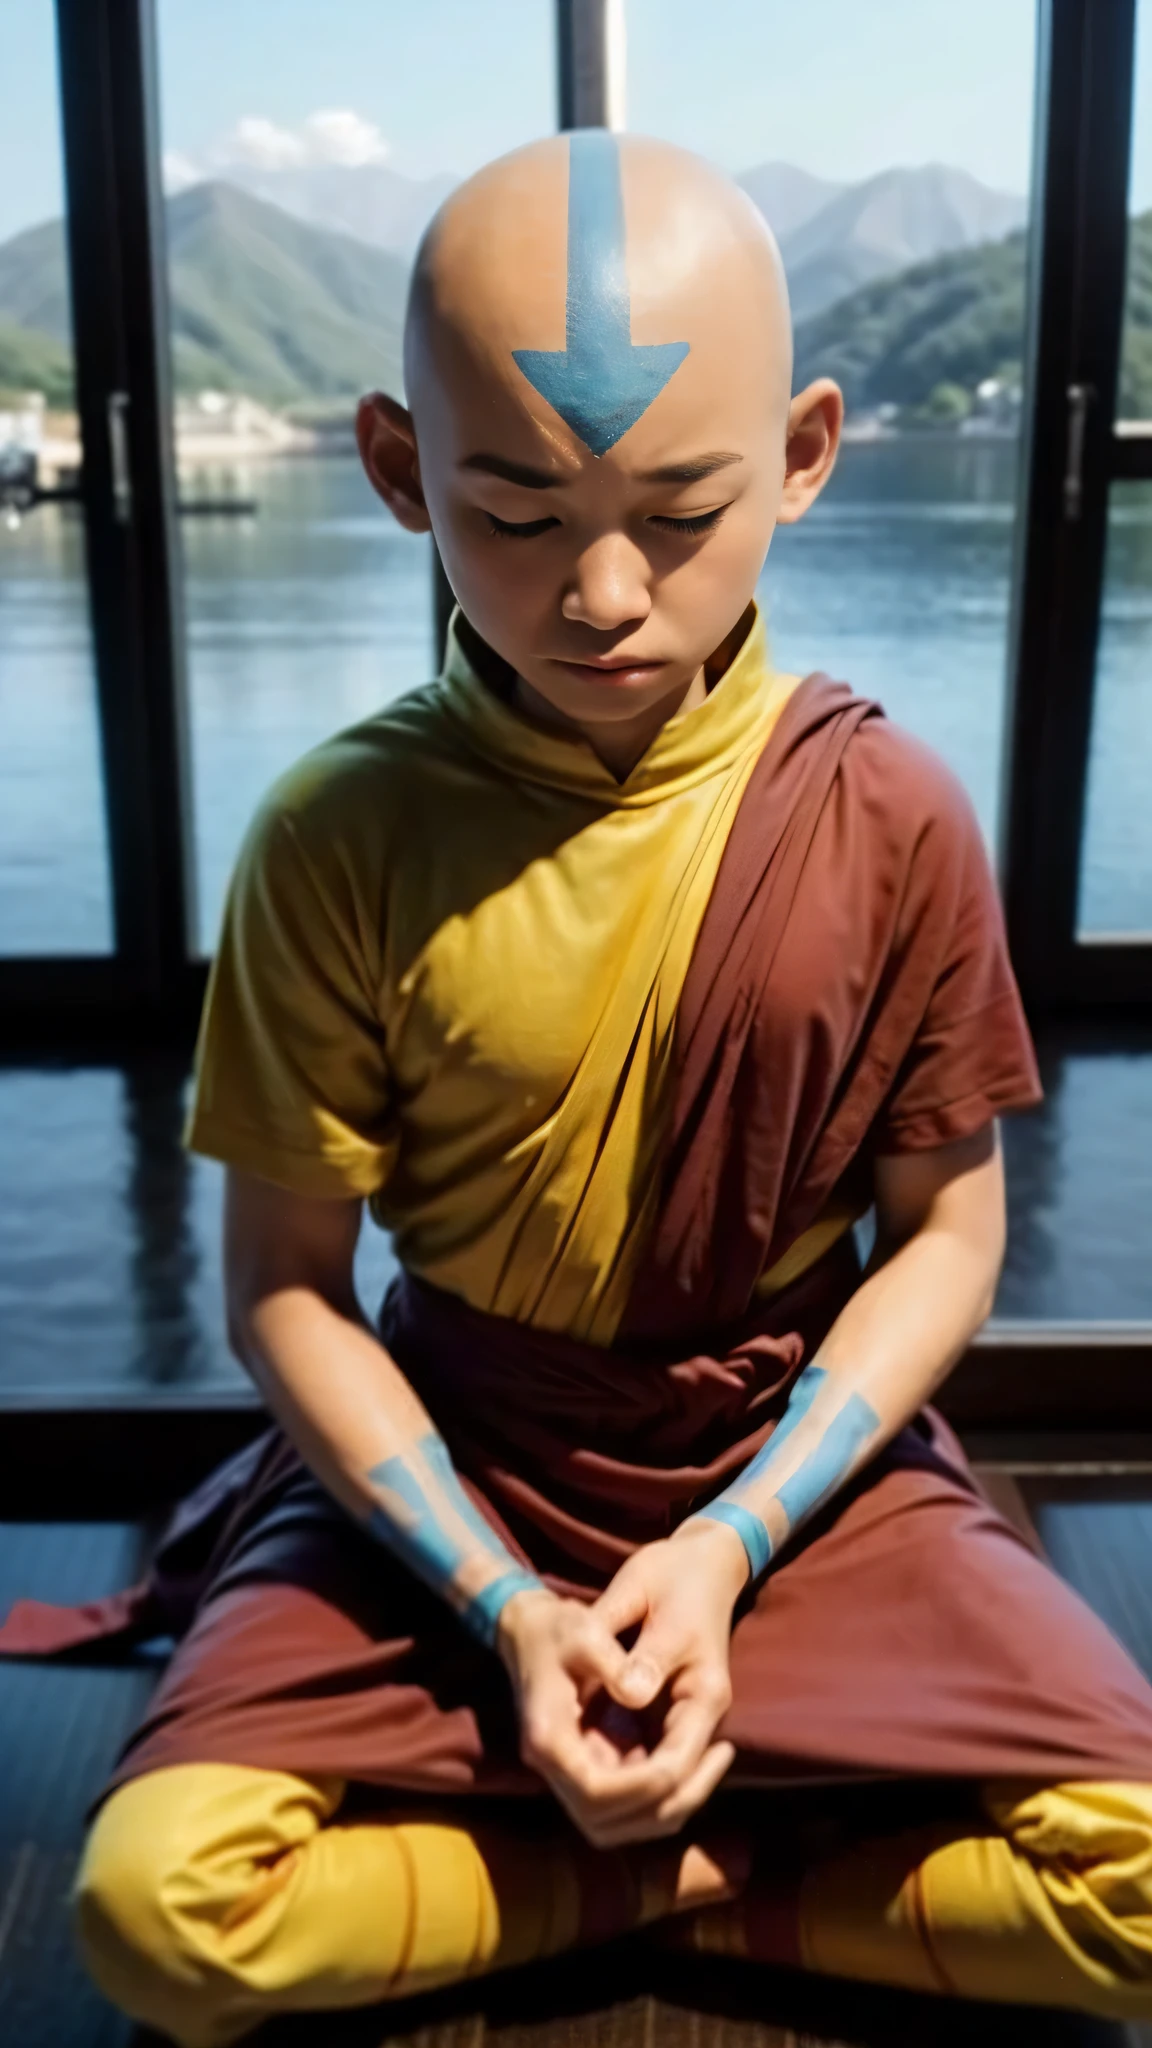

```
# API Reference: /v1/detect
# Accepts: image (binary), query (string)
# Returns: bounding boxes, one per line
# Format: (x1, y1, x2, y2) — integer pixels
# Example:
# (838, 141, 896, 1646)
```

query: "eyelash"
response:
(484, 507, 727, 540)
(649, 508, 727, 537)
(485, 514, 559, 539)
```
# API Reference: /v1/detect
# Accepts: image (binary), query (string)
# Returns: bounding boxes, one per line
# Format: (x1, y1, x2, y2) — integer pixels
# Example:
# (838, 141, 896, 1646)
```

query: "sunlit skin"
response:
(227, 134, 1011, 1859)
(357, 134, 843, 778)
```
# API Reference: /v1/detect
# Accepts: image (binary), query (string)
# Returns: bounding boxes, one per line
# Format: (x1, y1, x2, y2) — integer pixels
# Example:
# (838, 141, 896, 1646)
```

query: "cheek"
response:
(433, 514, 558, 650)
(661, 498, 776, 623)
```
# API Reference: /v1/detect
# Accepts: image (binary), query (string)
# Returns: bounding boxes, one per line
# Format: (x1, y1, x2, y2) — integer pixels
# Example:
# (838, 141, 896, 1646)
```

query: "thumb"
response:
(569, 1609, 632, 1696)
(615, 1619, 675, 1710)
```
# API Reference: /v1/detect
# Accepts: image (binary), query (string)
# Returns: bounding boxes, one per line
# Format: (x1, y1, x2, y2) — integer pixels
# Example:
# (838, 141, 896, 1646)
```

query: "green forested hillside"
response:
(793, 212, 1152, 420)
(166, 183, 405, 400)
(3, 185, 1152, 422)
(0, 321, 72, 407)
(0, 183, 406, 406)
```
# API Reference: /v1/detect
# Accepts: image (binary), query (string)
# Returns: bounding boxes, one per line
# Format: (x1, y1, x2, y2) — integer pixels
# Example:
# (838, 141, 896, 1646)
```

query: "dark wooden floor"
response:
(5, 1483, 1152, 2048)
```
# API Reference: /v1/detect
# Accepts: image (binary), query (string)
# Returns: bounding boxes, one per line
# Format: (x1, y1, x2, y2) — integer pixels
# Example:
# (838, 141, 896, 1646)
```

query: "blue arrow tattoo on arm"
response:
(366, 1431, 545, 1649)
(513, 130, 690, 456)
(688, 1365, 881, 1584)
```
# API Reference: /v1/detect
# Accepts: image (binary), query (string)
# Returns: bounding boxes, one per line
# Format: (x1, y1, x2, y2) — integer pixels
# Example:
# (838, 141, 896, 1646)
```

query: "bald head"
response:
(405, 132, 792, 461)
(358, 130, 839, 754)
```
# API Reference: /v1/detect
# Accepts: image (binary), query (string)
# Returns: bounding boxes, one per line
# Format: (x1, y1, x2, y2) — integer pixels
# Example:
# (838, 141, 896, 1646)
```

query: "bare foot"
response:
(661, 1832, 755, 1915)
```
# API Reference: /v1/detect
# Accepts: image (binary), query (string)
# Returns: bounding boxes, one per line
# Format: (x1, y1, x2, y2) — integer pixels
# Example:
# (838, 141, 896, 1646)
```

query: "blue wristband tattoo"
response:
(366, 1431, 546, 1649)
(694, 1500, 771, 1581)
(687, 1365, 881, 1586)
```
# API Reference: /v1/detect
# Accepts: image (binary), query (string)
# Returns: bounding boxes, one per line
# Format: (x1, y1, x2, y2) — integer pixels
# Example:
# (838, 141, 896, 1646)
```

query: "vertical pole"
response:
(55, 0, 197, 1002)
(558, 0, 626, 130)
(434, 0, 629, 671)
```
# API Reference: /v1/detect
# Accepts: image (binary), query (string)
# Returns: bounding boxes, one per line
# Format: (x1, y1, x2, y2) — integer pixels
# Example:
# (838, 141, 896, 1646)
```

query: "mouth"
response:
(548, 655, 668, 686)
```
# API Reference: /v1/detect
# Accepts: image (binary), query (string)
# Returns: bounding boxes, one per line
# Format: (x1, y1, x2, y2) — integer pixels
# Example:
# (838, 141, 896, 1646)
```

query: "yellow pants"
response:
(75, 1764, 1152, 2048)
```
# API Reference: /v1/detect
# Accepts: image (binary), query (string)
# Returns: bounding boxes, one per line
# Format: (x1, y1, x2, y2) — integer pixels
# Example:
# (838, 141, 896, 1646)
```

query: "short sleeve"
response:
(871, 763, 1042, 1154)
(185, 798, 398, 1199)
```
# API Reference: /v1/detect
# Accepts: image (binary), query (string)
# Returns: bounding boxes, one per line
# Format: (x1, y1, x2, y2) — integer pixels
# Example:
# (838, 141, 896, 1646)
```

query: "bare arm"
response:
(224, 1168, 705, 1843)
(684, 1123, 1005, 1581)
(583, 1125, 1009, 1844)
(224, 1169, 546, 1646)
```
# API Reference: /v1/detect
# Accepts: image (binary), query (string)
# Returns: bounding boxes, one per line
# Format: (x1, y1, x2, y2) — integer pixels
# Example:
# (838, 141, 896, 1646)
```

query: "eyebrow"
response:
(458, 449, 745, 490)
(460, 453, 561, 489)
(635, 452, 744, 484)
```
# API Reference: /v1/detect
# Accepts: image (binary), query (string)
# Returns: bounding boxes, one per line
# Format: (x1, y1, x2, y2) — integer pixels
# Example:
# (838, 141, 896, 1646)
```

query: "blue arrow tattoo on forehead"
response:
(512, 130, 690, 457)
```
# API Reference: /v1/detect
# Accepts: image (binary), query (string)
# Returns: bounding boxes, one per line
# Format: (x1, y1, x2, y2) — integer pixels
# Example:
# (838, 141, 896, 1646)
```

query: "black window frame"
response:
(1, 0, 1148, 1049)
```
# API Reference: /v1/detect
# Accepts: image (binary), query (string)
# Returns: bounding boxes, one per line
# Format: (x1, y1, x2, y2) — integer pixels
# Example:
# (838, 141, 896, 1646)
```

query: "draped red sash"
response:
(6, 675, 1150, 1801)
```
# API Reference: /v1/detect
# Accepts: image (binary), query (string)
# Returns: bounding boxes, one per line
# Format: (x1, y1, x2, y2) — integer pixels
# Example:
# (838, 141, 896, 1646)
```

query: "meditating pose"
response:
(7, 132, 1152, 2043)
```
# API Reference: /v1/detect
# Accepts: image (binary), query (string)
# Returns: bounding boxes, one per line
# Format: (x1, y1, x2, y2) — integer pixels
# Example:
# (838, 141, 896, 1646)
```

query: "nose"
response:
(561, 533, 652, 633)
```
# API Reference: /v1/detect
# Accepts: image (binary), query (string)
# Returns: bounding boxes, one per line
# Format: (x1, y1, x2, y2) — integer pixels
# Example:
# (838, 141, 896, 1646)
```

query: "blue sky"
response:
(4, 0, 1152, 245)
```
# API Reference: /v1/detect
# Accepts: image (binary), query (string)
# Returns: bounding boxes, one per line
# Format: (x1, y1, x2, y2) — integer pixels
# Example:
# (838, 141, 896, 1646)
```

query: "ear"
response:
(775, 379, 844, 526)
(356, 392, 432, 533)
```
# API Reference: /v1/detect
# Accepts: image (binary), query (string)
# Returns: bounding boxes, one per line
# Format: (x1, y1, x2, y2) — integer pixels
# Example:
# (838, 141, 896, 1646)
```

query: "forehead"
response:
(411, 138, 789, 476)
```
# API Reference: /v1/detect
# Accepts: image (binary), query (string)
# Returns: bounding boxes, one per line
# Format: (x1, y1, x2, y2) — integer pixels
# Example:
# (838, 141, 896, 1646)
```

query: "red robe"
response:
(6, 677, 1152, 1799)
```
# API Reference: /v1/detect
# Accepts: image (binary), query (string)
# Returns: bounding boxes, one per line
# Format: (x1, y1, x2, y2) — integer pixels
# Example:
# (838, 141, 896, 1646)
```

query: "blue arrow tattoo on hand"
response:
(513, 130, 690, 457)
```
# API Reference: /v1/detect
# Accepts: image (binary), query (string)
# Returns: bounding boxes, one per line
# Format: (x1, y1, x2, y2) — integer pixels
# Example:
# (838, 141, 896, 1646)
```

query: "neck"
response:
(512, 665, 709, 782)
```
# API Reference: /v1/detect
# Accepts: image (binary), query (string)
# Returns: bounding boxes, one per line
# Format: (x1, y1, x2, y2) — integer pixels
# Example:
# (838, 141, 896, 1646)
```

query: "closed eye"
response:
(485, 512, 561, 538)
(648, 506, 728, 537)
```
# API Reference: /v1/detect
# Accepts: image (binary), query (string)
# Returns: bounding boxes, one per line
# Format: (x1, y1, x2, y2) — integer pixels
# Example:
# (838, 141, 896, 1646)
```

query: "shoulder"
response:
(238, 679, 466, 882)
(264, 680, 460, 832)
(846, 707, 977, 829)
(837, 706, 986, 886)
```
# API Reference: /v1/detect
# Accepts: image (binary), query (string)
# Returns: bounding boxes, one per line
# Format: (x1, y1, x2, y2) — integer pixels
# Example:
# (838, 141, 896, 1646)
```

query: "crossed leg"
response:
(76, 1762, 1152, 2045)
(75, 1761, 741, 2048)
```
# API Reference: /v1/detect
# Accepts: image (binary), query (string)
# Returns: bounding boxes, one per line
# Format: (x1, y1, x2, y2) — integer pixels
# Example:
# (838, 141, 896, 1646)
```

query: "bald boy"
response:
(11, 133, 1152, 2040)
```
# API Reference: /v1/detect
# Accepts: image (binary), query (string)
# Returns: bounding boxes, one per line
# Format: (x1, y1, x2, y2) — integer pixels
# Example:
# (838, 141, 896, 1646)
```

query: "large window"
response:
(154, 0, 556, 948)
(0, 1, 111, 954)
(1078, 2, 1152, 938)
(626, 0, 1037, 844)
(0, 0, 1149, 1025)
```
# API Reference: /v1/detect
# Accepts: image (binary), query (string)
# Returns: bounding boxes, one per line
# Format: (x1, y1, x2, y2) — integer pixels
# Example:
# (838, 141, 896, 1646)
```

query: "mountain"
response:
(14, 173, 1152, 427)
(0, 216, 72, 340)
(791, 216, 1152, 424)
(212, 161, 456, 260)
(165, 183, 406, 399)
(736, 162, 845, 242)
(792, 230, 1027, 413)
(0, 320, 72, 407)
(0, 183, 407, 404)
(775, 165, 1026, 324)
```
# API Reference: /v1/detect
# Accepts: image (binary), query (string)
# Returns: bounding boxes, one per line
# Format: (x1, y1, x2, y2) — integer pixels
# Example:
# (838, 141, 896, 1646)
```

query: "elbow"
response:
(225, 1289, 260, 1372)
(973, 1223, 1007, 1330)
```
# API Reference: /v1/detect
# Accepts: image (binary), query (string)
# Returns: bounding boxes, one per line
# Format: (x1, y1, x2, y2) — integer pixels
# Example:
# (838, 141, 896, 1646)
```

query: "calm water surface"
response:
(1, 438, 1149, 952)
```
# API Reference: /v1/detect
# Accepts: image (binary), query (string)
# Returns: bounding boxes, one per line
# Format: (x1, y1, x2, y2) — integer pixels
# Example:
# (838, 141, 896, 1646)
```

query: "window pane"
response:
(1117, 0, 1152, 422)
(625, 0, 1036, 844)
(1077, 485, 1152, 935)
(155, 0, 556, 950)
(0, 3, 112, 954)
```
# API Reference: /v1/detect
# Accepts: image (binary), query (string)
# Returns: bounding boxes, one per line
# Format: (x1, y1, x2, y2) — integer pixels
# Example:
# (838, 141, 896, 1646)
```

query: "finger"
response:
(524, 1693, 666, 1809)
(564, 1613, 633, 1699)
(579, 1724, 645, 1770)
(615, 1619, 683, 1710)
(587, 1742, 737, 1847)
(627, 1690, 717, 1789)
(653, 1739, 737, 1827)
(588, 1567, 649, 1643)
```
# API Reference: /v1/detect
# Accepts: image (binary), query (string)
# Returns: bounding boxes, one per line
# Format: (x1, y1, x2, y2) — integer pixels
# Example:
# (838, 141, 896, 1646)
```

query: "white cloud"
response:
(298, 111, 390, 168)
(162, 150, 201, 192)
(226, 116, 309, 170)
(163, 110, 391, 190)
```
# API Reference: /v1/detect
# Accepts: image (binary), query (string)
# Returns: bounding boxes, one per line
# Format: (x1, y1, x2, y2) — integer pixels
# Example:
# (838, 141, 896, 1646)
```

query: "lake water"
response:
(2, 437, 1149, 953)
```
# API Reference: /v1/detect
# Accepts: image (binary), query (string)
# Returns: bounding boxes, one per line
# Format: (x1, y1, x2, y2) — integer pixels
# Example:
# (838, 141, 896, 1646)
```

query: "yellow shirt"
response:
(187, 606, 799, 1344)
